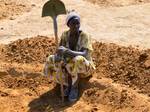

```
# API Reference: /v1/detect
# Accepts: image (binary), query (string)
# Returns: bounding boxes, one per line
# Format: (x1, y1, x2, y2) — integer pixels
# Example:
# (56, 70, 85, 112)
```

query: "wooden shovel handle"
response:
(53, 16, 64, 103)
(53, 16, 59, 48)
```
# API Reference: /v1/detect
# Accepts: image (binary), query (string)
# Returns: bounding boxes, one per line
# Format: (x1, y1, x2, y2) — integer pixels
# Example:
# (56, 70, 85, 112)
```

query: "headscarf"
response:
(66, 11, 80, 26)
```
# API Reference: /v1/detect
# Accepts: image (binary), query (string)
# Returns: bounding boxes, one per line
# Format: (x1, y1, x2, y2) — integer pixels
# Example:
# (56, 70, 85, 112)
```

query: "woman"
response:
(44, 11, 95, 102)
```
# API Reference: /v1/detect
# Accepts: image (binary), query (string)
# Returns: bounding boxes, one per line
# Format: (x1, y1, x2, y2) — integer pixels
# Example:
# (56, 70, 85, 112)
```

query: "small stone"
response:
(25, 92, 32, 96)
(144, 59, 150, 68)
(110, 63, 114, 67)
(0, 91, 9, 97)
(9, 17, 15, 20)
(31, 4, 36, 7)
(0, 71, 9, 77)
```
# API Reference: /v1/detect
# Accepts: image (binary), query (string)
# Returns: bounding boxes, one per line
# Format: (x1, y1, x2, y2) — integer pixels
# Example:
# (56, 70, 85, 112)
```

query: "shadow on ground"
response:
(28, 83, 72, 112)
(28, 76, 107, 112)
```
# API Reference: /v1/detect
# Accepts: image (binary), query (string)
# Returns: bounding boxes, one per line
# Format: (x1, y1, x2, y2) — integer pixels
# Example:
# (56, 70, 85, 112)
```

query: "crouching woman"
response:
(44, 11, 95, 102)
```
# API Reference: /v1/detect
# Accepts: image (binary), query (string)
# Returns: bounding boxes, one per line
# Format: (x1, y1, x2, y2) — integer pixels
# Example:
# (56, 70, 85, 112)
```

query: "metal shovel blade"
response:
(42, 0, 66, 18)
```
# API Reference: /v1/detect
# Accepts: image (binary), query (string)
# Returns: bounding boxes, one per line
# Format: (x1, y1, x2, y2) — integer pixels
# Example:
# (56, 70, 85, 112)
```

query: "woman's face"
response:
(68, 18, 80, 33)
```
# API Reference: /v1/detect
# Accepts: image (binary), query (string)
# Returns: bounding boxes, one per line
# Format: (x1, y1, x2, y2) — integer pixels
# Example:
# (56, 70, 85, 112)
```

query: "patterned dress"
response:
(44, 30, 95, 86)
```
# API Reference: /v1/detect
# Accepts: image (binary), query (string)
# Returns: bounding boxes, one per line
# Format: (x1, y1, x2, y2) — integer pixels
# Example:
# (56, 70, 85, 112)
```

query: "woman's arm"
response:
(65, 48, 88, 58)
(57, 46, 88, 58)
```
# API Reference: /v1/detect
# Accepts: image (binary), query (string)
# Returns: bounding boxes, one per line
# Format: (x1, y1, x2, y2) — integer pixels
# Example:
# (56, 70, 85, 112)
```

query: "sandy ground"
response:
(0, 0, 150, 112)
(0, 0, 150, 48)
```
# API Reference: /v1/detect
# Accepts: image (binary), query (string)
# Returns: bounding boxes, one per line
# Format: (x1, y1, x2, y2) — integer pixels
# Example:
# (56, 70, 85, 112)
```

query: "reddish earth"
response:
(0, 0, 150, 112)
(0, 36, 150, 112)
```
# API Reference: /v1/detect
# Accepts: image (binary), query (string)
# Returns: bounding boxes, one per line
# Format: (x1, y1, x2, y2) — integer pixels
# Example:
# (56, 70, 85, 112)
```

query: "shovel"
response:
(42, 0, 67, 103)
(42, 0, 66, 48)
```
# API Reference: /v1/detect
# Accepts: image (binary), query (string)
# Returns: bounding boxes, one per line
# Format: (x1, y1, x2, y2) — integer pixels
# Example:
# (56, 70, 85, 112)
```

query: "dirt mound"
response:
(0, 0, 31, 20)
(0, 37, 150, 111)
(93, 42, 150, 96)
(1, 37, 150, 96)
(2, 36, 56, 63)
(81, 78, 150, 112)
(84, 0, 150, 7)
(83, 87, 133, 108)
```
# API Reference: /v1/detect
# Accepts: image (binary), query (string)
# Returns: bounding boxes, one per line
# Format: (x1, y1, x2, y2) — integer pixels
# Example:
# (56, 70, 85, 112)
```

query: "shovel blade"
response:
(42, 0, 66, 18)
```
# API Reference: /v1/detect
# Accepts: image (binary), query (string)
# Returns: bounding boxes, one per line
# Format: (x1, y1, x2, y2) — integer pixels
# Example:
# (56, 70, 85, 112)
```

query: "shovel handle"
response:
(53, 16, 59, 48)
(53, 16, 64, 103)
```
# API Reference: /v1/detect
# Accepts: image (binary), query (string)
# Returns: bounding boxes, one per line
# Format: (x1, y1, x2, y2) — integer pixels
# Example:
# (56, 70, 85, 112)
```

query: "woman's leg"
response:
(66, 55, 93, 79)
(65, 56, 92, 102)
(43, 55, 68, 86)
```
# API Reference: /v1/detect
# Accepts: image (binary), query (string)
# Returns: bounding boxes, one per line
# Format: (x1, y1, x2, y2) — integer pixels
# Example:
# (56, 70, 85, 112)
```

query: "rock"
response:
(0, 71, 9, 78)
(139, 53, 148, 62)
(31, 4, 36, 7)
(9, 17, 15, 20)
(144, 59, 150, 68)
(0, 27, 4, 30)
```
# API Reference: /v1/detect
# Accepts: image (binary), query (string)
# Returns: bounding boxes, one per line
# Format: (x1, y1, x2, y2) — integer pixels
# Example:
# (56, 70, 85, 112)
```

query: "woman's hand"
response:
(54, 54, 62, 62)
(57, 46, 68, 56)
